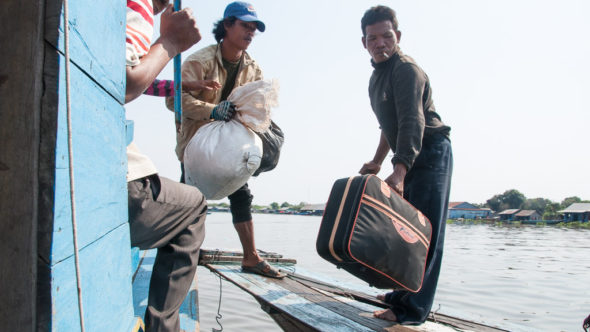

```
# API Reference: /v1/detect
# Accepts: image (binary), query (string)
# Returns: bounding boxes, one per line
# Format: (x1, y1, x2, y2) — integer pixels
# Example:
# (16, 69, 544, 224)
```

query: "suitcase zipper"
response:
(328, 177, 355, 262)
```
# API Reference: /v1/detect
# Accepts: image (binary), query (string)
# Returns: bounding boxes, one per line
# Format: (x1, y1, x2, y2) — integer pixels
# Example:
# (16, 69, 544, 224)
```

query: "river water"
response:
(195, 213, 590, 332)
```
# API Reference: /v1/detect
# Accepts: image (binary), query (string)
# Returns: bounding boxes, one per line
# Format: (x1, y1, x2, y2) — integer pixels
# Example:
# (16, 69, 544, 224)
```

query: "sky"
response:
(126, 0, 590, 206)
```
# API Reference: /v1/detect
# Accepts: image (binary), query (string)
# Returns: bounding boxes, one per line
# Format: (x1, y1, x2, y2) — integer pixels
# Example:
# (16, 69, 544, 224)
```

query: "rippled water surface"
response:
(196, 213, 590, 331)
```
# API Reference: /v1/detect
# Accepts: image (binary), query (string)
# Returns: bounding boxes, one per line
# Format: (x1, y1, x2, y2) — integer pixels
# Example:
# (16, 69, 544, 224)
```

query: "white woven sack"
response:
(184, 120, 262, 200)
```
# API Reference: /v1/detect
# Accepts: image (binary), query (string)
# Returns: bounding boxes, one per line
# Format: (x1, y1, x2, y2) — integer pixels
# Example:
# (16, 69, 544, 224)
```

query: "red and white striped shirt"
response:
(126, 0, 154, 67)
(126, 0, 175, 97)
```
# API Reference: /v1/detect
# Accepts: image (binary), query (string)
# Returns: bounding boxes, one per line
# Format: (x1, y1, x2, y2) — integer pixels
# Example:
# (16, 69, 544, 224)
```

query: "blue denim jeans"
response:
(384, 134, 453, 324)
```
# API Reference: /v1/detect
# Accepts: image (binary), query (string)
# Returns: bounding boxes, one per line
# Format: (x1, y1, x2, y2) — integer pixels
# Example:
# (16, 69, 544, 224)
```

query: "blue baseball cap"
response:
(223, 1, 266, 32)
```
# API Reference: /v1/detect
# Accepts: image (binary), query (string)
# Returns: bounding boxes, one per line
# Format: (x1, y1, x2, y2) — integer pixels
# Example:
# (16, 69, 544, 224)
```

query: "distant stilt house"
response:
(558, 203, 590, 222)
(514, 210, 542, 221)
(498, 209, 521, 221)
(300, 203, 326, 216)
(448, 202, 492, 219)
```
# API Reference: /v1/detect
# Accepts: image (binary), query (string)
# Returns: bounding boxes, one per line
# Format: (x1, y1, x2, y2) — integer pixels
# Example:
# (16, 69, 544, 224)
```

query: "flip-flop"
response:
(241, 260, 286, 279)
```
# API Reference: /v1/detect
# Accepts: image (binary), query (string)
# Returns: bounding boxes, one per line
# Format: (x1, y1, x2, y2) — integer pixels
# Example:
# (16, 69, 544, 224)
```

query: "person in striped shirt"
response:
(126, 0, 220, 100)
(125, 1, 209, 331)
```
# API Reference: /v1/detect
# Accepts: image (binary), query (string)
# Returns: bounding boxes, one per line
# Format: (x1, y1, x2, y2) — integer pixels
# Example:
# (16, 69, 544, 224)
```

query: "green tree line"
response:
(209, 201, 307, 211)
(479, 189, 589, 220)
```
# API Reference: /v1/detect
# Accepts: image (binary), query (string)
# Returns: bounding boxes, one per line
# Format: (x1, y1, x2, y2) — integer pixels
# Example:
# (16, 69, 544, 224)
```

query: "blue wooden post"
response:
(174, 0, 182, 124)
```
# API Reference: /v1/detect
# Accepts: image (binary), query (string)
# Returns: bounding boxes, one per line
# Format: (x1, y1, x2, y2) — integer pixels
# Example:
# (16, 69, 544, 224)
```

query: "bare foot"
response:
(373, 308, 397, 321)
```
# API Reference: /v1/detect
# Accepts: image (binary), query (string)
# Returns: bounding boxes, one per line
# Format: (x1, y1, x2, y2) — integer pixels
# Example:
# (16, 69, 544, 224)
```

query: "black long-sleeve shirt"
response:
(368, 50, 450, 170)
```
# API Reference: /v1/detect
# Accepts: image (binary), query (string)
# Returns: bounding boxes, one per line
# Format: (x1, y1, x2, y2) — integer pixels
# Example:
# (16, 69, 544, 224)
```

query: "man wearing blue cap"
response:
(166, 2, 285, 278)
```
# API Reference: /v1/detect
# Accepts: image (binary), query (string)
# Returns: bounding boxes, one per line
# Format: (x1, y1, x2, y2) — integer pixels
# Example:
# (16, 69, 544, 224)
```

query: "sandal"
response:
(241, 260, 286, 279)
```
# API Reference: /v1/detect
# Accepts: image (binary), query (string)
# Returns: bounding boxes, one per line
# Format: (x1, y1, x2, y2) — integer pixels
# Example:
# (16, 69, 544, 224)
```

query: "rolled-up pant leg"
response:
(228, 183, 253, 224)
(387, 135, 453, 324)
(128, 175, 207, 332)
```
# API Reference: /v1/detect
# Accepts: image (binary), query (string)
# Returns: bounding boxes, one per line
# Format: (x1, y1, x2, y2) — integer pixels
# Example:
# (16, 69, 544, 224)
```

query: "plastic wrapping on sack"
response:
(183, 120, 262, 200)
(229, 79, 279, 133)
(253, 120, 284, 176)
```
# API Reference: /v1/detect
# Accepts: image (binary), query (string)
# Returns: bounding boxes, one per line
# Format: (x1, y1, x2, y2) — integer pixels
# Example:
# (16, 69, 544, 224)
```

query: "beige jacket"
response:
(166, 44, 264, 162)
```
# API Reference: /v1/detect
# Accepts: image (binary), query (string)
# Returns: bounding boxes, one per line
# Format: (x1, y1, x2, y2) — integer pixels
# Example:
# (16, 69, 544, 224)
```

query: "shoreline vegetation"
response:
(207, 188, 590, 226)
(447, 218, 590, 229)
(209, 201, 324, 216)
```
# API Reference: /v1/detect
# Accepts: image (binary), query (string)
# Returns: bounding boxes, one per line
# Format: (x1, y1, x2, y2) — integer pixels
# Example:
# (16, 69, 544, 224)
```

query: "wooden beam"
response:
(0, 1, 45, 331)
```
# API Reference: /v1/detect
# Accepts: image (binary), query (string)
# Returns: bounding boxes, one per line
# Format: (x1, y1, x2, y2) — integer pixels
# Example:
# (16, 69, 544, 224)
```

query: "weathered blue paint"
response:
(51, 225, 135, 332)
(53, 0, 126, 104)
(130, 247, 141, 275)
(126, 120, 135, 146)
(46, 0, 135, 330)
(133, 250, 200, 331)
(52, 52, 127, 264)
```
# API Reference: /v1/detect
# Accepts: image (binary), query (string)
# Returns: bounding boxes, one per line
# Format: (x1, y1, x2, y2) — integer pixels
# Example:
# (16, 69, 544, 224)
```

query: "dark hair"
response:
(212, 17, 238, 43)
(361, 5, 399, 37)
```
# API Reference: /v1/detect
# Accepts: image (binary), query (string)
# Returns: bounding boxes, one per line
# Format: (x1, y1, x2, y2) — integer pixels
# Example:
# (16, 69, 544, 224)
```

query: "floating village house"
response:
(558, 203, 590, 222)
(497, 209, 542, 221)
(514, 210, 542, 221)
(498, 209, 521, 221)
(300, 203, 326, 215)
(447, 202, 492, 219)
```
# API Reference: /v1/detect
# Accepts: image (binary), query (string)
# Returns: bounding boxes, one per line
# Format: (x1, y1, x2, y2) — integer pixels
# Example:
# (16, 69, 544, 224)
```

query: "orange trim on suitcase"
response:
(328, 176, 354, 262)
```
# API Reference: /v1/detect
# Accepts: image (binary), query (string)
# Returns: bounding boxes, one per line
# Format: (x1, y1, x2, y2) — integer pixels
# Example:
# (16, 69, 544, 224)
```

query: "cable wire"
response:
(63, 0, 86, 330)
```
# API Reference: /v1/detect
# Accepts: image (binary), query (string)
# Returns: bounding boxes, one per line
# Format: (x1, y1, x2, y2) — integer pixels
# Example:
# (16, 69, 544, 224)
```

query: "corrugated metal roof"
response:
(498, 209, 520, 215)
(448, 202, 480, 209)
(558, 203, 590, 213)
(448, 202, 466, 208)
(515, 210, 538, 217)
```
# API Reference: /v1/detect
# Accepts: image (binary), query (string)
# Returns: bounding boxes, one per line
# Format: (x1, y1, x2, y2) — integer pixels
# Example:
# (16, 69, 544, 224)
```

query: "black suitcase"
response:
(316, 174, 432, 291)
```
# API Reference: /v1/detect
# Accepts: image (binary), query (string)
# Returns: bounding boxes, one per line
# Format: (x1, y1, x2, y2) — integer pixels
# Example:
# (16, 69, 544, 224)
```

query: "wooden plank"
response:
(288, 271, 507, 332)
(0, 1, 45, 330)
(201, 249, 286, 259)
(44, 0, 126, 103)
(265, 274, 418, 332)
(50, 224, 135, 332)
(426, 313, 509, 332)
(286, 272, 389, 309)
(205, 263, 378, 332)
(199, 249, 297, 265)
(133, 250, 200, 332)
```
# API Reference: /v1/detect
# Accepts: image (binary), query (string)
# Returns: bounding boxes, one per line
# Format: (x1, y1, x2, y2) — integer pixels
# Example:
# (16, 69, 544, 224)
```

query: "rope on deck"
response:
(212, 270, 224, 332)
(63, 0, 86, 330)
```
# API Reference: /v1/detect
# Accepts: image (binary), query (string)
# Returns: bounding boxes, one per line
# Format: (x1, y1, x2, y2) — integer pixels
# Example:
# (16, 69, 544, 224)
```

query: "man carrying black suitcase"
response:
(358, 5, 453, 324)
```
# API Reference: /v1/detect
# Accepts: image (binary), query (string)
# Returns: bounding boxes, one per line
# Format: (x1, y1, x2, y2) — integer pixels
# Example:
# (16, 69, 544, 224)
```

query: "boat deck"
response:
(200, 250, 507, 332)
(131, 248, 507, 331)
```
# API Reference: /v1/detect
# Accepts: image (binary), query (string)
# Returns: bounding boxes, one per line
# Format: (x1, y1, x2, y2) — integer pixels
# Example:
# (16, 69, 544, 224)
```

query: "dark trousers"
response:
(128, 175, 207, 332)
(385, 134, 453, 324)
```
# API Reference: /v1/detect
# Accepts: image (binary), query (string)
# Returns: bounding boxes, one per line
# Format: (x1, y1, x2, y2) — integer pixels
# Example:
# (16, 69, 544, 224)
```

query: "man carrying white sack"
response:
(166, 1, 285, 278)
